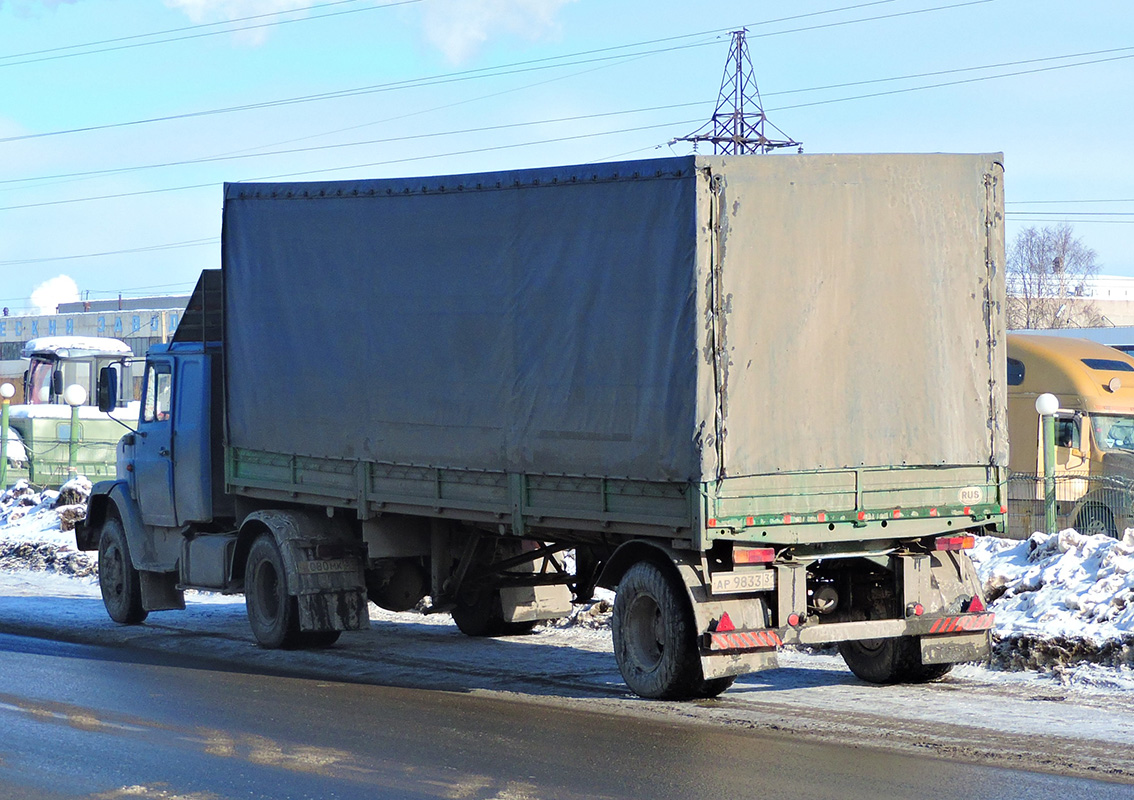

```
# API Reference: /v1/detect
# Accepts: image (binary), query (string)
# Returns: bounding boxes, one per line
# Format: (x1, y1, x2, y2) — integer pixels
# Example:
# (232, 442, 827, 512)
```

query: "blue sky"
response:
(0, 0, 1130, 313)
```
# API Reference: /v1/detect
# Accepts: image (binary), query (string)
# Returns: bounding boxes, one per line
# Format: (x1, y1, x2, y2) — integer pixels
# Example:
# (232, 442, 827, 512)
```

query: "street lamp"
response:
(64, 384, 87, 477)
(1035, 392, 1059, 535)
(0, 383, 13, 488)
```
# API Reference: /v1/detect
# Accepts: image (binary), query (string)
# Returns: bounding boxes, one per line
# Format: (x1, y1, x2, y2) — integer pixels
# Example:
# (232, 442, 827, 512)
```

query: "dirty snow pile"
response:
(0, 479, 95, 576)
(972, 529, 1134, 671)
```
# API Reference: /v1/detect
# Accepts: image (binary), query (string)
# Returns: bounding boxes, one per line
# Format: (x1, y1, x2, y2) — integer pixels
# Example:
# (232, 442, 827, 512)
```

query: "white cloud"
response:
(422, 0, 576, 64)
(163, 0, 313, 44)
(29, 275, 80, 316)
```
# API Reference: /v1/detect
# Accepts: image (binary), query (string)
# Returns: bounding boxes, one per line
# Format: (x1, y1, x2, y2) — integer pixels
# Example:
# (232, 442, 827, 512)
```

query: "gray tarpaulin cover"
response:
(222, 154, 1005, 483)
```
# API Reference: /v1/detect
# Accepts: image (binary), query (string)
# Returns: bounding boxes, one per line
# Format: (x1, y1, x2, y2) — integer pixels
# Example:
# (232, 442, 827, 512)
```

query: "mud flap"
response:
(921, 631, 991, 665)
(500, 584, 572, 623)
(701, 649, 778, 681)
(296, 589, 370, 632)
(244, 510, 370, 632)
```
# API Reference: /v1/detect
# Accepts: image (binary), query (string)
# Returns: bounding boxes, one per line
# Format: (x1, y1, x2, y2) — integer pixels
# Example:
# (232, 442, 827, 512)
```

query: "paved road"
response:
(0, 632, 1128, 800)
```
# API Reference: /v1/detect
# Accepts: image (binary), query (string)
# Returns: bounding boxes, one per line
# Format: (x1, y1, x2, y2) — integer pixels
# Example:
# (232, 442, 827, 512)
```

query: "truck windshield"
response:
(1091, 414, 1134, 452)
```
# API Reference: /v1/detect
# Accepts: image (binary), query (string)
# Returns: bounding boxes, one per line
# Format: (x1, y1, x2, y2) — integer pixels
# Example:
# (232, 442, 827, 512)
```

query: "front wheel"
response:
(245, 535, 304, 649)
(838, 636, 952, 684)
(98, 517, 147, 625)
(612, 561, 712, 700)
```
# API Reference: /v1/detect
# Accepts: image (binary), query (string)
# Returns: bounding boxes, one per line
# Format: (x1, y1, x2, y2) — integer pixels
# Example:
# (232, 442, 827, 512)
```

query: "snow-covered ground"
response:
(3, 480, 1134, 780)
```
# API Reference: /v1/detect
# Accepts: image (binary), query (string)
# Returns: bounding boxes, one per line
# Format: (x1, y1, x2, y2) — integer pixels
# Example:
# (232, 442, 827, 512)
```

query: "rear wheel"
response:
(451, 589, 536, 637)
(98, 517, 147, 625)
(245, 535, 304, 649)
(612, 561, 711, 699)
(838, 636, 951, 684)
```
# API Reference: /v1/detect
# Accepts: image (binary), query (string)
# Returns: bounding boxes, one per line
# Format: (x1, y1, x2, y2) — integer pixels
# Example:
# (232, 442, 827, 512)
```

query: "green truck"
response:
(4, 336, 134, 487)
(77, 154, 1006, 698)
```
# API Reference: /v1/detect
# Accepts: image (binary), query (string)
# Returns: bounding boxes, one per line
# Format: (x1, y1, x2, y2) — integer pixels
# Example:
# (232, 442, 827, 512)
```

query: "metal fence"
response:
(1006, 471, 1134, 539)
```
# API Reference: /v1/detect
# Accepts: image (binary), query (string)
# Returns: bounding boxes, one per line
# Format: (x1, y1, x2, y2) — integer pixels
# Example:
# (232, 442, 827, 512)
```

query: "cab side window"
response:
(143, 363, 173, 423)
(1055, 417, 1080, 450)
(1007, 357, 1025, 386)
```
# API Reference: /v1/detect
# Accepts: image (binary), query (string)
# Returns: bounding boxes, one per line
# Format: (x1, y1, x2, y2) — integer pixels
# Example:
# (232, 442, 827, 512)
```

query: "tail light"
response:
(734, 547, 775, 565)
(934, 534, 975, 551)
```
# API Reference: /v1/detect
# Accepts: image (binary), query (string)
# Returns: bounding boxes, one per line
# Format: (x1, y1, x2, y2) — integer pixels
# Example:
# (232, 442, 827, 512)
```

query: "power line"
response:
(764, 50, 1134, 113)
(5, 42, 1126, 198)
(0, 102, 714, 187)
(1009, 218, 1134, 225)
(0, 0, 989, 145)
(1008, 199, 1134, 205)
(0, 0, 423, 70)
(0, 239, 216, 267)
(0, 117, 707, 211)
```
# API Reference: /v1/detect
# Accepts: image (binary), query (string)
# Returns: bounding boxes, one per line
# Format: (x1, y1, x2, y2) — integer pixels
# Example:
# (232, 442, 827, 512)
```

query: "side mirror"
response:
(97, 366, 119, 412)
(51, 370, 64, 398)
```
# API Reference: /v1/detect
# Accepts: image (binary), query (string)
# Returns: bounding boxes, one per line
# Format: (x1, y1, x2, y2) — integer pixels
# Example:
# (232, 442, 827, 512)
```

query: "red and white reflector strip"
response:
(934, 534, 976, 551)
(927, 612, 995, 634)
(734, 546, 775, 565)
(710, 629, 783, 651)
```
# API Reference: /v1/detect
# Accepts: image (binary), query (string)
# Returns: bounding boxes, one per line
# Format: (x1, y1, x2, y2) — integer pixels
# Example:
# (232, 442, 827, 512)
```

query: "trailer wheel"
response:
(98, 517, 148, 625)
(838, 636, 951, 684)
(451, 590, 536, 637)
(612, 561, 704, 699)
(1075, 504, 1118, 538)
(245, 535, 304, 649)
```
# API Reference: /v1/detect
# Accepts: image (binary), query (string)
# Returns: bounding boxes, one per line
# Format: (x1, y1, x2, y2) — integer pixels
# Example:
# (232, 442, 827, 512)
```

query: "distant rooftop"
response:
(55, 295, 190, 314)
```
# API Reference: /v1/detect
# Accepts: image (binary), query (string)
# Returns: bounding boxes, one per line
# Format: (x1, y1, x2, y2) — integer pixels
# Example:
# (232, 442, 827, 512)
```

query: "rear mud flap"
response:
(701, 648, 778, 680)
(921, 631, 990, 665)
(500, 584, 572, 623)
(297, 589, 370, 632)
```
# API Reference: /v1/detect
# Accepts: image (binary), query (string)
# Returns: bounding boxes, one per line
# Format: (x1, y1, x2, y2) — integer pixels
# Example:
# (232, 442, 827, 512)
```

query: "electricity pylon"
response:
(676, 28, 800, 155)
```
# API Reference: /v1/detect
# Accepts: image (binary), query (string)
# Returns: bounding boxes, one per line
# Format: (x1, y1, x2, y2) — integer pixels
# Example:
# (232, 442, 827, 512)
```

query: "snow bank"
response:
(0, 477, 92, 551)
(972, 529, 1134, 671)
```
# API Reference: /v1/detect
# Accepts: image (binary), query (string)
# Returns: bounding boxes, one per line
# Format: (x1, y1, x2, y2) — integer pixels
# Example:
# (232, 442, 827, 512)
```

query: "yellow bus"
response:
(1007, 333, 1134, 537)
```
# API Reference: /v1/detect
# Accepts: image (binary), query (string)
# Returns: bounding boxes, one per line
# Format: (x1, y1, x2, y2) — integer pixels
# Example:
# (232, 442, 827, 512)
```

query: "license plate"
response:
(711, 568, 776, 595)
(296, 558, 356, 575)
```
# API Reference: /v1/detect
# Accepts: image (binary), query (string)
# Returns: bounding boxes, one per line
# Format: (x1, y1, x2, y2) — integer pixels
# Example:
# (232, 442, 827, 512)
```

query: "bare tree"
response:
(1006, 223, 1103, 329)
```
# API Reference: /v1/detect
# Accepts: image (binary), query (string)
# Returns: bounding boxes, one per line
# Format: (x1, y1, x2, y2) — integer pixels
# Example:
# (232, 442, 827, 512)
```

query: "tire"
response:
(694, 675, 737, 699)
(245, 535, 304, 649)
(451, 589, 537, 637)
(838, 636, 952, 684)
(612, 561, 704, 700)
(1075, 504, 1118, 538)
(98, 517, 148, 625)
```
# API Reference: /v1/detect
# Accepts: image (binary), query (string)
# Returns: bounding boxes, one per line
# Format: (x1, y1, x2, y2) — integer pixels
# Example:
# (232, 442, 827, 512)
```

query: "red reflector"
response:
(857, 511, 866, 521)
(893, 509, 902, 518)
(914, 603, 924, 616)
(930, 508, 939, 517)
(787, 613, 801, 627)
(783, 514, 792, 524)
(935, 534, 976, 551)
(817, 512, 826, 522)
(716, 612, 735, 632)
(708, 518, 717, 528)
(734, 547, 775, 565)
(1000, 505, 1007, 514)
(964, 506, 972, 515)
(745, 516, 755, 526)
(968, 595, 986, 613)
